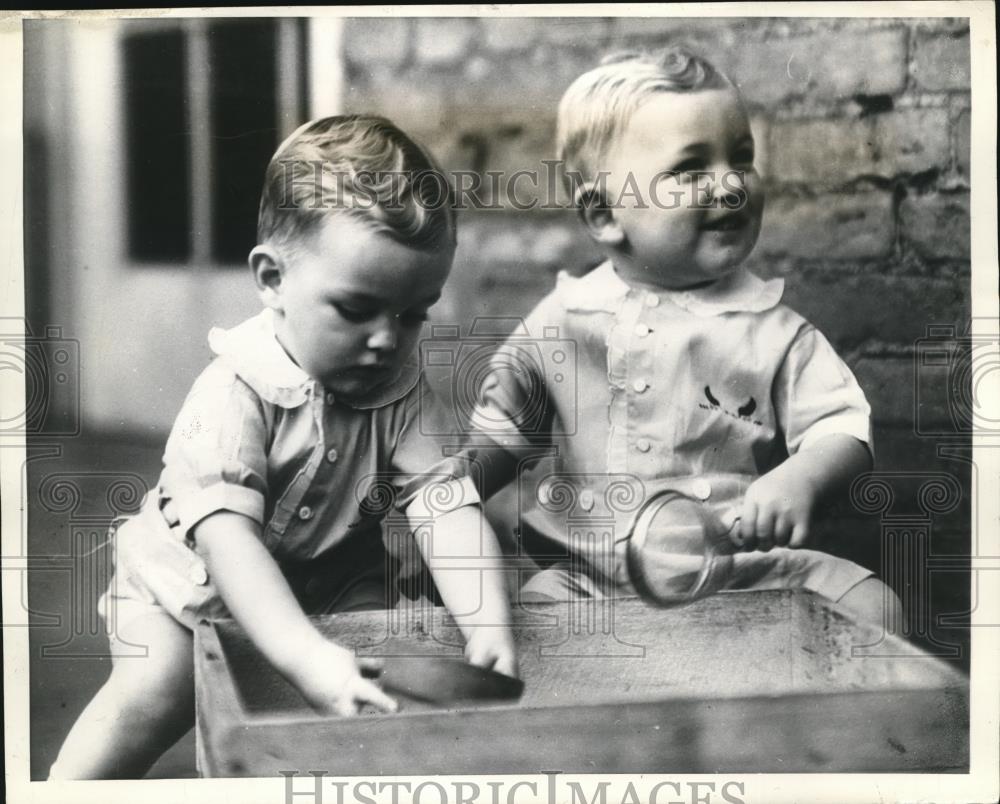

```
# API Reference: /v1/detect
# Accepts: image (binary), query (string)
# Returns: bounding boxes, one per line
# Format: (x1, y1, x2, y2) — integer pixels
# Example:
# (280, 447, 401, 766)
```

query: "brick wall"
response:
(344, 16, 973, 658)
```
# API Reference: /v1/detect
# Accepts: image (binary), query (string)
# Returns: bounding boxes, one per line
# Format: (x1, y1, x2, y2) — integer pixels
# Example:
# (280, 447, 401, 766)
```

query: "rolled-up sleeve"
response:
(160, 361, 269, 537)
(775, 325, 873, 456)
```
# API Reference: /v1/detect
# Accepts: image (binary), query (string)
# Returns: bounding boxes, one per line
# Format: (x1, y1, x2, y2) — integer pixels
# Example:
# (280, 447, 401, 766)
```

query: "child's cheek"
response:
(650, 176, 688, 212)
(743, 173, 765, 224)
(749, 169, 765, 202)
(398, 328, 422, 360)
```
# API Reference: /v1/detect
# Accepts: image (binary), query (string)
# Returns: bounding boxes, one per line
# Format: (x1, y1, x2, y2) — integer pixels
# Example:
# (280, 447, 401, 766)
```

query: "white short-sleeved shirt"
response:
(111, 309, 479, 626)
(472, 261, 873, 587)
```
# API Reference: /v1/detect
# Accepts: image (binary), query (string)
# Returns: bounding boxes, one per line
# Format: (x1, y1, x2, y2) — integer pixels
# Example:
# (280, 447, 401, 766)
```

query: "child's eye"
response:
(333, 303, 377, 323)
(400, 309, 430, 326)
(672, 160, 706, 182)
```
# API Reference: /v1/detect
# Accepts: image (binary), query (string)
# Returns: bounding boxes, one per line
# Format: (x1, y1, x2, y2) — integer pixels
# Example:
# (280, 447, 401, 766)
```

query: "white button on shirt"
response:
(189, 564, 209, 585)
(692, 479, 713, 500)
(326, 448, 339, 464)
(632, 378, 649, 393)
(636, 438, 651, 453)
(298, 505, 314, 521)
(634, 324, 650, 337)
(645, 293, 660, 307)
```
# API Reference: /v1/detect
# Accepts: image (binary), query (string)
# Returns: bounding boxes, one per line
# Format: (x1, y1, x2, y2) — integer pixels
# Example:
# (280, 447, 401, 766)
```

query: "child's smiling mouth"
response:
(702, 213, 748, 233)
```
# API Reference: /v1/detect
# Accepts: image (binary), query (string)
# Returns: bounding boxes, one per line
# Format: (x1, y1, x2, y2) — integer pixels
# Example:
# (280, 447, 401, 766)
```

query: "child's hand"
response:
(738, 462, 820, 552)
(736, 435, 871, 553)
(290, 638, 398, 717)
(464, 629, 519, 679)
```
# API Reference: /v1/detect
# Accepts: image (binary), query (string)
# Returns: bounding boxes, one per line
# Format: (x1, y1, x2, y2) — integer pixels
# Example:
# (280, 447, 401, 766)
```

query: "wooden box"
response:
(194, 590, 968, 776)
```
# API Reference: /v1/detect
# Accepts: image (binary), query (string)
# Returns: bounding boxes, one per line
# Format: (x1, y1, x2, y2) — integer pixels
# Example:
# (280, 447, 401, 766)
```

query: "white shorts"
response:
(519, 548, 873, 604)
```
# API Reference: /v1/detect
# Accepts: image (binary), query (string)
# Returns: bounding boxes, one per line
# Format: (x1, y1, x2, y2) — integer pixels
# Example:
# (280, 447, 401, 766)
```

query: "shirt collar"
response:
(560, 260, 784, 317)
(207, 309, 419, 410)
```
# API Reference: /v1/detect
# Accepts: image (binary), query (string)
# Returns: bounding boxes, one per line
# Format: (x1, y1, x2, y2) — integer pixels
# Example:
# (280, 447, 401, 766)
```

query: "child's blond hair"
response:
(258, 115, 456, 253)
(556, 48, 730, 197)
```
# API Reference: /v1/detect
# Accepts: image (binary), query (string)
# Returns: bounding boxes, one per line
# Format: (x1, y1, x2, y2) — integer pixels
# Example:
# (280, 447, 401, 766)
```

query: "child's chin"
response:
(693, 255, 744, 278)
(329, 369, 400, 400)
(700, 243, 754, 274)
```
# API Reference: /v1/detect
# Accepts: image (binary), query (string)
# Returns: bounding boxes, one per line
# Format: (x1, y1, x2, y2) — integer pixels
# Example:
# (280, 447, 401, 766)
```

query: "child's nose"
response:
(366, 315, 399, 353)
(712, 169, 747, 207)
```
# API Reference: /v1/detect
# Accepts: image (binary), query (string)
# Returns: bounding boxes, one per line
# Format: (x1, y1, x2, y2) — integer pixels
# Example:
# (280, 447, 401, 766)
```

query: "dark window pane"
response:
(297, 18, 310, 125)
(209, 20, 278, 264)
(124, 28, 191, 262)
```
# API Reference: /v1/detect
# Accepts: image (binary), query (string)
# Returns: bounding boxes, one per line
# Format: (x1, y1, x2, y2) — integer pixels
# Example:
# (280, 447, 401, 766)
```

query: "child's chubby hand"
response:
(737, 462, 821, 553)
(463, 628, 519, 680)
(288, 636, 398, 717)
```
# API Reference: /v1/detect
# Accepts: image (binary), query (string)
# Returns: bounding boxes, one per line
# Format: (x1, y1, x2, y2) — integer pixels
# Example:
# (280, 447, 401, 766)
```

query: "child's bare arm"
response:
(405, 501, 518, 678)
(194, 512, 396, 715)
(738, 433, 872, 551)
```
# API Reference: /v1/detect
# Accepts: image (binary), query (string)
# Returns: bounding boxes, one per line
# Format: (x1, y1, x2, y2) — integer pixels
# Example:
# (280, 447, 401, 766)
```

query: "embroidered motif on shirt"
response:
(700, 385, 763, 427)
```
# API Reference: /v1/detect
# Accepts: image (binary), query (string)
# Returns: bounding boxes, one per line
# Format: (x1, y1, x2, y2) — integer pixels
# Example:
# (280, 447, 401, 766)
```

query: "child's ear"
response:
(249, 245, 286, 312)
(576, 184, 626, 247)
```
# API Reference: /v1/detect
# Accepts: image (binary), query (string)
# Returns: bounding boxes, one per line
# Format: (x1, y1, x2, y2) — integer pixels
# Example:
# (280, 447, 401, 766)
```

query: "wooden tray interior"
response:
(209, 590, 965, 719)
